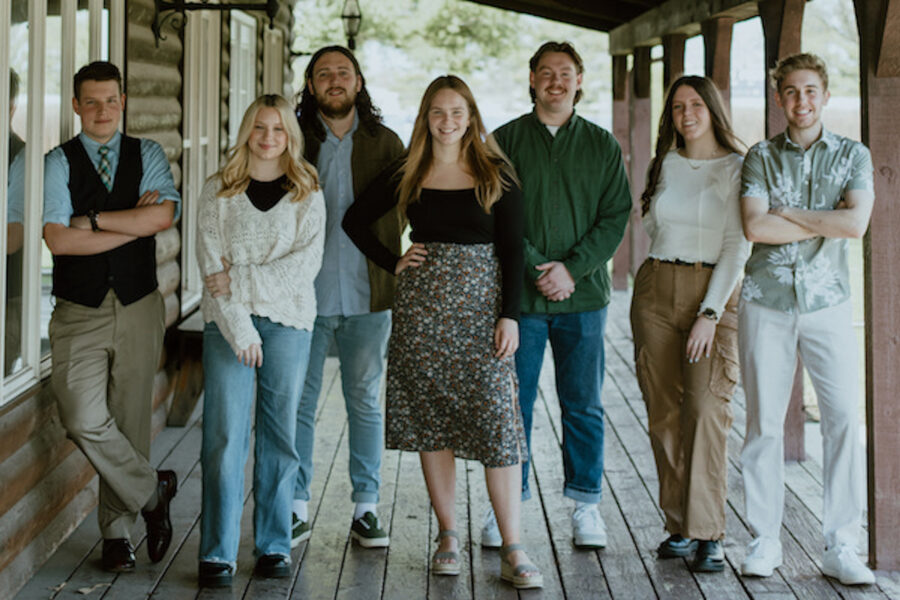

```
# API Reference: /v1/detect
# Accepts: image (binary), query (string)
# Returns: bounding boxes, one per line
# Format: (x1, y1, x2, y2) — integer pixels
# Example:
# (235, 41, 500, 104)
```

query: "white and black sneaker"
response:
(350, 512, 389, 548)
(291, 513, 311, 548)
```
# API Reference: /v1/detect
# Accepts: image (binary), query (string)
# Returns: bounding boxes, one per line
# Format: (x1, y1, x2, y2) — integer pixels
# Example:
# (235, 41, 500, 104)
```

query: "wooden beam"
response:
(464, 0, 619, 31)
(662, 32, 687, 90)
(856, 0, 900, 571)
(702, 16, 734, 109)
(759, 0, 804, 137)
(876, 0, 900, 76)
(609, 0, 758, 54)
(629, 48, 652, 278)
(758, 0, 806, 462)
(612, 55, 631, 290)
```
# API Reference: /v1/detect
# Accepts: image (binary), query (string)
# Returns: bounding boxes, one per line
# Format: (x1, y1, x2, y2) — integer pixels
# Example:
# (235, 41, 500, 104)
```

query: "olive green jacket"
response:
(303, 122, 404, 312)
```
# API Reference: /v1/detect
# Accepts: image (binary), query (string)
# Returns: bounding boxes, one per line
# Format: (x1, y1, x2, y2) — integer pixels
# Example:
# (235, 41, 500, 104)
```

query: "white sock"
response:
(575, 500, 596, 510)
(354, 502, 376, 520)
(292, 500, 308, 522)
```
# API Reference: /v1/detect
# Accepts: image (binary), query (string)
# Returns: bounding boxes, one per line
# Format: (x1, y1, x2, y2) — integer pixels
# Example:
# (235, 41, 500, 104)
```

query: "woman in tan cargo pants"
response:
(630, 75, 749, 573)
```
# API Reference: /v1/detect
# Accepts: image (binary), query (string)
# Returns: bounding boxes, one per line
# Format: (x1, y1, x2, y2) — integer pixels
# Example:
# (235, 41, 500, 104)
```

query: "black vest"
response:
(52, 135, 158, 307)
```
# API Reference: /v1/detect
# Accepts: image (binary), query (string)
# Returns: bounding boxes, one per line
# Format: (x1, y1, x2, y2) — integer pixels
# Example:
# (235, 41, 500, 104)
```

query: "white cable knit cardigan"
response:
(197, 177, 326, 354)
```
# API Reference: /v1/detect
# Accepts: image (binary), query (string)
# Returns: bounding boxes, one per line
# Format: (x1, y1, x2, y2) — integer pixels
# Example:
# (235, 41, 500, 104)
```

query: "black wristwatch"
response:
(700, 307, 718, 321)
(87, 209, 100, 232)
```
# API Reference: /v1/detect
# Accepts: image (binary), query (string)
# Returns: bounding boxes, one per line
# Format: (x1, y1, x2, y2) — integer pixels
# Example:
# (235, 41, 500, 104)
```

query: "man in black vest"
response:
(42, 62, 180, 573)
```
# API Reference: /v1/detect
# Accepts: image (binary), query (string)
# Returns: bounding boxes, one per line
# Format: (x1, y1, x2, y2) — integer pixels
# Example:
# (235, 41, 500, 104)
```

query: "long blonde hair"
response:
(397, 76, 513, 215)
(218, 94, 319, 202)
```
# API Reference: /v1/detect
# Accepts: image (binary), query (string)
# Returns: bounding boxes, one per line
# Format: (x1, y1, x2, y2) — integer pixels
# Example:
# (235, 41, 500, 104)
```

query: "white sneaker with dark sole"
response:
(481, 506, 502, 548)
(572, 504, 607, 549)
(291, 513, 311, 548)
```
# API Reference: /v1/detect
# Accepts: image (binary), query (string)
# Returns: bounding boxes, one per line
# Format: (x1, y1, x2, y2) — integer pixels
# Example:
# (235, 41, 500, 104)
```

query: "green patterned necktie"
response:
(98, 145, 112, 191)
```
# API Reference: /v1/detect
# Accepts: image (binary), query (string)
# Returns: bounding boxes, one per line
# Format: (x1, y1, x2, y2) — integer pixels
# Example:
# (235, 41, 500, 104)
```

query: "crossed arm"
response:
(741, 188, 873, 244)
(43, 193, 176, 256)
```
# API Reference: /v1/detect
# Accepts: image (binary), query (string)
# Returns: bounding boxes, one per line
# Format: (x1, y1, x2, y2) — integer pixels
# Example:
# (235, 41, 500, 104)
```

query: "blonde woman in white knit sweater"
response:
(630, 76, 749, 574)
(196, 95, 325, 588)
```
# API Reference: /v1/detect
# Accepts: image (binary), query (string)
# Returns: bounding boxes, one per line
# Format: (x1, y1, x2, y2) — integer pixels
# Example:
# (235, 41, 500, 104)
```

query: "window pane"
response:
(6, 1, 28, 375)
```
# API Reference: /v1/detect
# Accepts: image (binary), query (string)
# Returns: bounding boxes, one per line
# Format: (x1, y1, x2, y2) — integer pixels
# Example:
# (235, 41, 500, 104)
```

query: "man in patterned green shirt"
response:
(738, 53, 875, 585)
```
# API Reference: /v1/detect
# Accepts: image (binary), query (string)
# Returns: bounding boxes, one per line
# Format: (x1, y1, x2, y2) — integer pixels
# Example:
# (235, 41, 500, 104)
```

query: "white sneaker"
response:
(741, 536, 782, 577)
(822, 544, 875, 585)
(572, 504, 607, 549)
(481, 506, 502, 548)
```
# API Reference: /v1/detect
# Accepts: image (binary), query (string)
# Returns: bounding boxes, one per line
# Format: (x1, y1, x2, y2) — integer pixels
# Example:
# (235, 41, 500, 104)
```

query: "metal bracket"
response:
(152, 0, 280, 47)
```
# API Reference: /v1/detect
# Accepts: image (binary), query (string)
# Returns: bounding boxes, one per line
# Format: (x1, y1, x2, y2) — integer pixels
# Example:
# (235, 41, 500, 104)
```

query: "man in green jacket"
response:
(487, 41, 631, 550)
(293, 46, 403, 548)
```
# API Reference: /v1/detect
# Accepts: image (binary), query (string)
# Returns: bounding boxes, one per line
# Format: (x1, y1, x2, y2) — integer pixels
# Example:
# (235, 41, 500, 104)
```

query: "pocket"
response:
(709, 325, 740, 400)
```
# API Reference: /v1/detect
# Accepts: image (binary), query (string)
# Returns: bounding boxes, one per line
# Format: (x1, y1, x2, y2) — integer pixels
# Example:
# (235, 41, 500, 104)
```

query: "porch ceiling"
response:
(462, 0, 667, 32)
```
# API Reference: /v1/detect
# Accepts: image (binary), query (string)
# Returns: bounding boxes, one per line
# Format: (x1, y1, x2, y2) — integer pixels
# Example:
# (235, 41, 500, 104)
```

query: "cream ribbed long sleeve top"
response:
(643, 150, 750, 318)
(197, 177, 326, 354)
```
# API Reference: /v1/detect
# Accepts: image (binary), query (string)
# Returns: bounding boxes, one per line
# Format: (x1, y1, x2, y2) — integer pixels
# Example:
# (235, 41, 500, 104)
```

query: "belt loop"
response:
(651, 258, 660, 272)
(693, 261, 702, 271)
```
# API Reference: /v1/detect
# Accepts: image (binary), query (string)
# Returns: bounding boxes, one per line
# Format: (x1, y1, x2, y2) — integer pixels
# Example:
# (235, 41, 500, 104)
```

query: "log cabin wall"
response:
(0, 1, 298, 595)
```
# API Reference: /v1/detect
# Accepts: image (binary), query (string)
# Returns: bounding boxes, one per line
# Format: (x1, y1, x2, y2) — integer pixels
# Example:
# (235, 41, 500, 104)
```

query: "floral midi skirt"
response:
(385, 242, 527, 468)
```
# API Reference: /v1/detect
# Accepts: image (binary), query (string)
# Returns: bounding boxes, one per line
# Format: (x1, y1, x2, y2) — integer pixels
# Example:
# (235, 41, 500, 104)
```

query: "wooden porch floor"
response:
(13, 291, 900, 600)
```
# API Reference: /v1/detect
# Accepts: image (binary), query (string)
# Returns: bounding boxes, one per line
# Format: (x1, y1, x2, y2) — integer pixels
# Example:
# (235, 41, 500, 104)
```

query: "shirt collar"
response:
(780, 126, 838, 151)
(78, 130, 122, 157)
(320, 111, 359, 143)
(529, 108, 578, 133)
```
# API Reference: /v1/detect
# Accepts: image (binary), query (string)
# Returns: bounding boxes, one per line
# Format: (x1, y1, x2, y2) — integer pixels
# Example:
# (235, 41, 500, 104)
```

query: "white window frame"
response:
(262, 26, 284, 95)
(1, 0, 121, 405)
(228, 11, 258, 148)
(181, 7, 222, 314)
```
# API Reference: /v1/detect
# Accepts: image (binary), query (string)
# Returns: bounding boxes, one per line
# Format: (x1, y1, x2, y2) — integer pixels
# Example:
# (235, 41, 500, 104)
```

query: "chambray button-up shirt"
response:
(314, 113, 371, 317)
(40, 131, 181, 226)
(740, 128, 874, 314)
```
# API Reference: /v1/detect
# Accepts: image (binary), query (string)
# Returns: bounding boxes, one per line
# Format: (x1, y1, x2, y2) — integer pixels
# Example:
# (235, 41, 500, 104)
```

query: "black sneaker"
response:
(657, 534, 698, 558)
(254, 554, 291, 578)
(291, 513, 311, 548)
(198, 561, 233, 587)
(691, 540, 725, 572)
(350, 512, 390, 548)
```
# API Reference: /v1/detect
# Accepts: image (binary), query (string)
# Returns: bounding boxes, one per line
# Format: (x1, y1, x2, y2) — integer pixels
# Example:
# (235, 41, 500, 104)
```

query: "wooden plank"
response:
(759, 0, 804, 138)
(612, 55, 631, 292)
(466, 460, 516, 600)
(0, 390, 55, 465)
(530, 394, 613, 599)
(856, 0, 900, 571)
(701, 16, 734, 109)
(662, 32, 687, 91)
(380, 451, 429, 600)
(609, 0, 758, 54)
(875, 0, 900, 77)
(629, 47, 652, 278)
(427, 458, 471, 600)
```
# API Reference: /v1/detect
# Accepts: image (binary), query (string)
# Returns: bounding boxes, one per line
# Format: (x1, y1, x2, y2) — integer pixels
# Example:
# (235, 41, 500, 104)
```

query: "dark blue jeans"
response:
(516, 308, 607, 503)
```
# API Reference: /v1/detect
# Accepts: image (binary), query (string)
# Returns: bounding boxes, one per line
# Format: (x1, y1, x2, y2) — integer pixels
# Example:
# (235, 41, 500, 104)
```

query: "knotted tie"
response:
(98, 145, 113, 191)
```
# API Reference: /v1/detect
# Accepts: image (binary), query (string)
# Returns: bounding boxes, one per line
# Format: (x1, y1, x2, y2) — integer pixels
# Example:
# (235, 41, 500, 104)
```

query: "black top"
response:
(343, 165, 524, 320)
(54, 135, 157, 308)
(247, 175, 289, 211)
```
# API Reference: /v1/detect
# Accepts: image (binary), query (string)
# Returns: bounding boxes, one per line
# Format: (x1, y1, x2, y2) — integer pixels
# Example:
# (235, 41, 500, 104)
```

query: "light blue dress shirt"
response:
(40, 131, 181, 226)
(314, 113, 371, 317)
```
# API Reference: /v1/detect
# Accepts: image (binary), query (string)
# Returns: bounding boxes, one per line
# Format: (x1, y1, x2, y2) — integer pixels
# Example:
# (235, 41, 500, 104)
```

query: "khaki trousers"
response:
(50, 289, 165, 540)
(630, 260, 739, 540)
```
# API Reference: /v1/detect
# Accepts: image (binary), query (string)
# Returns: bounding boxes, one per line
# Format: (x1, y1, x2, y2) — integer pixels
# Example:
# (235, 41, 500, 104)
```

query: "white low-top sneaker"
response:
(741, 536, 782, 577)
(481, 506, 502, 548)
(572, 504, 607, 549)
(822, 544, 876, 585)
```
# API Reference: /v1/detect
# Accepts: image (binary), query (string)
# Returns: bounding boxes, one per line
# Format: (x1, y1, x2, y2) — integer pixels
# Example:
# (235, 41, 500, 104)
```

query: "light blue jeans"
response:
(200, 317, 312, 566)
(294, 311, 390, 504)
(516, 308, 607, 503)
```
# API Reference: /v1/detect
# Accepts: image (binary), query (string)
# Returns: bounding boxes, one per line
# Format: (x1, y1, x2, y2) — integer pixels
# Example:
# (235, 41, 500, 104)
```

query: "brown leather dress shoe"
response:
(102, 538, 136, 572)
(141, 470, 178, 563)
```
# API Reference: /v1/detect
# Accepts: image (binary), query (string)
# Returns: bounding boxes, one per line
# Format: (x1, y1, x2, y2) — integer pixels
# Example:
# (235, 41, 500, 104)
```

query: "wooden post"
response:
(629, 47, 652, 278)
(662, 33, 687, 91)
(855, 0, 900, 570)
(701, 17, 735, 110)
(612, 54, 631, 291)
(758, 0, 807, 462)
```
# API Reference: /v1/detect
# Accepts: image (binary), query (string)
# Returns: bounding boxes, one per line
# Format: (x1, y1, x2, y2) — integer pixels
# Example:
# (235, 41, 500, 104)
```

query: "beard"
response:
(315, 88, 356, 120)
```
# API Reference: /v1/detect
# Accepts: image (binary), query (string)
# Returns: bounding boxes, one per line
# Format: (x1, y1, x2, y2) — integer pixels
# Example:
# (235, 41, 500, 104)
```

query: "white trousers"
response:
(739, 300, 863, 548)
